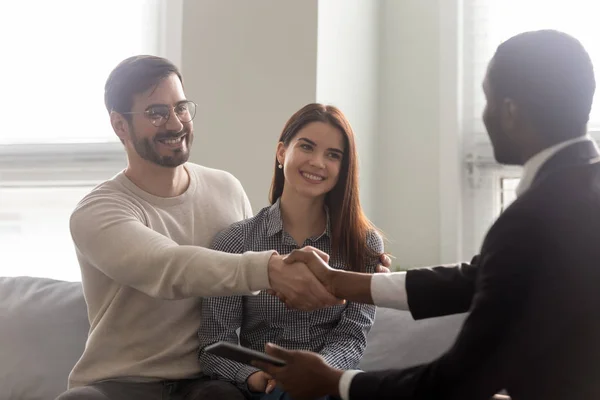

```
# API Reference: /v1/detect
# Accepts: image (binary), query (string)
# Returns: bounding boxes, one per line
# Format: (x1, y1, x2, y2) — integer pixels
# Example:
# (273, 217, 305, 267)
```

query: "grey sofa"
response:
(0, 276, 467, 400)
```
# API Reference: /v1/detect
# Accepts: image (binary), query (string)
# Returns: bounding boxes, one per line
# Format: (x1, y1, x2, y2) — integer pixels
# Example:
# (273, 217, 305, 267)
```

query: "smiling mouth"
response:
(301, 171, 325, 182)
(157, 134, 187, 146)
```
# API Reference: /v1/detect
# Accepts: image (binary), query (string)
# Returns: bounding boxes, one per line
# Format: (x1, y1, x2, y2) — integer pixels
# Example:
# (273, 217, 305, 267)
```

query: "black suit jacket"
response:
(351, 140, 600, 400)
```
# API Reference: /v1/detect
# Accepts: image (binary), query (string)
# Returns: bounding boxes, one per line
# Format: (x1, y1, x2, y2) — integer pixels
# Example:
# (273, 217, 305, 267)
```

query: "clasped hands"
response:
(267, 246, 391, 312)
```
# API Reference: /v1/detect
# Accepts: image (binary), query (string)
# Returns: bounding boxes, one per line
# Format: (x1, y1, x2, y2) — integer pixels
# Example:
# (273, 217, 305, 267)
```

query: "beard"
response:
(130, 126, 193, 168)
(483, 111, 521, 166)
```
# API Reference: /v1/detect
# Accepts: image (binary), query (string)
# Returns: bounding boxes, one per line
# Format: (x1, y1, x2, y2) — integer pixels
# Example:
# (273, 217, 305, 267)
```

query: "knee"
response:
(55, 386, 109, 400)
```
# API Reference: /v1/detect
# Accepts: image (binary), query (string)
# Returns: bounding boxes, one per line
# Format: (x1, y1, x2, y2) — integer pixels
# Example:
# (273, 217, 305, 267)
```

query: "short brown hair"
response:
(104, 55, 183, 116)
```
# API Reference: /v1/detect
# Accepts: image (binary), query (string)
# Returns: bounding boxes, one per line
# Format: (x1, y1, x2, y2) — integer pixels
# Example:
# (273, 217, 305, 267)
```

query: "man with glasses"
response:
(55, 55, 343, 400)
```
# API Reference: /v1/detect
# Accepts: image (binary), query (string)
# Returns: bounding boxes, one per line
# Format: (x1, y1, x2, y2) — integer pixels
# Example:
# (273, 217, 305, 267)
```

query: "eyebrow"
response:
(298, 137, 344, 154)
(145, 100, 189, 109)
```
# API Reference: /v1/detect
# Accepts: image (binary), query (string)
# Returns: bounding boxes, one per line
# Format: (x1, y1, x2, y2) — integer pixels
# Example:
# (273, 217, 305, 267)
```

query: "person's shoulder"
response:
(366, 228, 384, 253)
(71, 174, 145, 224)
(74, 175, 131, 211)
(210, 206, 272, 252)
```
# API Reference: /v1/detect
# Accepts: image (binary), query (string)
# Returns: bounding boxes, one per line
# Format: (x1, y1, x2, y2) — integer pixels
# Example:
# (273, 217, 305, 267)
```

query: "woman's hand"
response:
(247, 371, 277, 393)
(377, 253, 392, 273)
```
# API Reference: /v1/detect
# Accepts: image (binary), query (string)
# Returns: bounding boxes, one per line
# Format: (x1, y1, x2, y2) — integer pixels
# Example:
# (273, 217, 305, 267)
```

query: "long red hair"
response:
(269, 103, 381, 272)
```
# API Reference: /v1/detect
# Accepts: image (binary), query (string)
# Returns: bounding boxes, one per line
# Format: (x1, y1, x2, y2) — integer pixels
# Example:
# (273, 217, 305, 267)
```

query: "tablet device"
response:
(204, 341, 287, 367)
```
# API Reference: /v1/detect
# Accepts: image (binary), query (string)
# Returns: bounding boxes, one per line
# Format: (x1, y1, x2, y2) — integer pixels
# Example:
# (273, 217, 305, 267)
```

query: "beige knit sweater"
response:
(67, 163, 273, 388)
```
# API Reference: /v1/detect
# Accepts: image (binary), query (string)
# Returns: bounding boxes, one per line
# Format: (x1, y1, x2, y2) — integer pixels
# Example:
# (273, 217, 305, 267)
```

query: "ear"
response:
(110, 111, 130, 143)
(276, 141, 286, 165)
(501, 98, 518, 131)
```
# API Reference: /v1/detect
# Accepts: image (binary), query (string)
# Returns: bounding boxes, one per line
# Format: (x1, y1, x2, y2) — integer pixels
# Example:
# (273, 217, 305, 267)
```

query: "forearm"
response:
(80, 243, 273, 299)
(331, 270, 411, 311)
(71, 202, 274, 299)
(71, 194, 278, 299)
(406, 262, 477, 319)
(121, 245, 273, 298)
(331, 262, 477, 316)
(330, 270, 374, 305)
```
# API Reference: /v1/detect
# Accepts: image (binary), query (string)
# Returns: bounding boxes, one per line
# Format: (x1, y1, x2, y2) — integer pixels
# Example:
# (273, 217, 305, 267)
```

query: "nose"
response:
(165, 107, 184, 131)
(309, 154, 326, 169)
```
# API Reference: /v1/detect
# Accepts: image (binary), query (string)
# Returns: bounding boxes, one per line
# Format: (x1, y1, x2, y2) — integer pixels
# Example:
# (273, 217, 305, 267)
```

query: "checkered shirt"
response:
(198, 198, 382, 385)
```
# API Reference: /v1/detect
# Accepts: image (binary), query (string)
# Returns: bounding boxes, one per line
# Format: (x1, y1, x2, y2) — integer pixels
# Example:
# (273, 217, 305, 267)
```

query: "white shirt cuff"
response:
(338, 370, 363, 400)
(370, 272, 409, 310)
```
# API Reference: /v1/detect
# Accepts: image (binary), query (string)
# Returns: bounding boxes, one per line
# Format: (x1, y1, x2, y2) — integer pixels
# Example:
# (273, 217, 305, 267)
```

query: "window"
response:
(464, 0, 600, 144)
(0, 186, 94, 281)
(461, 1, 600, 254)
(0, 0, 165, 145)
(500, 177, 520, 212)
(0, 0, 182, 281)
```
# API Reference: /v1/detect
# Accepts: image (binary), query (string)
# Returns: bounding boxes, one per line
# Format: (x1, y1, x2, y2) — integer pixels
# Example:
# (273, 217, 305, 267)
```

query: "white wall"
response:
(375, 0, 446, 267)
(179, 0, 465, 269)
(316, 0, 380, 217)
(181, 0, 319, 211)
(439, 0, 465, 262)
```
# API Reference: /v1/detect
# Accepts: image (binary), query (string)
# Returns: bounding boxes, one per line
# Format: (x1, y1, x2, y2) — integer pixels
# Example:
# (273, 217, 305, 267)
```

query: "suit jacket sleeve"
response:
(406, 256, 479, 320)
(350, 215, 542, 400)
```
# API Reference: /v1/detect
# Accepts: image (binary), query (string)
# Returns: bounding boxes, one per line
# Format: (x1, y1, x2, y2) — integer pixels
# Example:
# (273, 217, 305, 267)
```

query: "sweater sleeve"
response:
(70, 191, 273, 300)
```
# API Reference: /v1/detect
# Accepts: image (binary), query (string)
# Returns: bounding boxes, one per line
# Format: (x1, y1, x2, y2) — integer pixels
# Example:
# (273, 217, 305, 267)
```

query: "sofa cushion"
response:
(0, 276, 89, 400)
(360, 307, 466, 370)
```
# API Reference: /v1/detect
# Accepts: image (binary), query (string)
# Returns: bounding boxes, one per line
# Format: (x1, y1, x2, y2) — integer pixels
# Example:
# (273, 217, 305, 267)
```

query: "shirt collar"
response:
(516, 135, 594, 197)
(266, 197, 331, 240)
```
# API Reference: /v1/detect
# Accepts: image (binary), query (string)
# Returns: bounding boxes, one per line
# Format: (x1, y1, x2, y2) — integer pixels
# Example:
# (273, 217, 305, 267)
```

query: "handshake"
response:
(266, 246, 391, 311)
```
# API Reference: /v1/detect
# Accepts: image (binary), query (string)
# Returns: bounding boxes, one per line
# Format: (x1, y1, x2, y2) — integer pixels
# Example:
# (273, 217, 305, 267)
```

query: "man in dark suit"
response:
(255, 30, 600, 400)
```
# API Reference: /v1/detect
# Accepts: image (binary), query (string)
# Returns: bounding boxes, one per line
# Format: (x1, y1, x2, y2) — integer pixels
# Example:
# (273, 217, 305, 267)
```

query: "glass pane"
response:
(500, 177, 520, 212)
(469, 0, 600, 133)
(0, 0, 160, 145)
(0, 186, 94, 281)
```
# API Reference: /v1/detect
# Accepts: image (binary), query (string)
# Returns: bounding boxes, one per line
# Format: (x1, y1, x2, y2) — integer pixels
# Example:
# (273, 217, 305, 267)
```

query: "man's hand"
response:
(246, 371, 276, 394)
(253, 343, 343, 400)
(286, 246, 391, 274)
(267, 253, 341, 311)
(283, 247, 338, 296)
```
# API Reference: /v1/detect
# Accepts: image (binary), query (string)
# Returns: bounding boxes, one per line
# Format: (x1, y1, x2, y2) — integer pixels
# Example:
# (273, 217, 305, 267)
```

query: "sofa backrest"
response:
(359, 307, 465, 370)
(0, 276, 89, 400)
(0, 276, 465, 400)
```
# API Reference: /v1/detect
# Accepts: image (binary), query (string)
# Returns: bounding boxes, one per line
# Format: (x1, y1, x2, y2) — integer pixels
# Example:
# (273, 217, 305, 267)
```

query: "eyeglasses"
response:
(121, 101, 197, 127)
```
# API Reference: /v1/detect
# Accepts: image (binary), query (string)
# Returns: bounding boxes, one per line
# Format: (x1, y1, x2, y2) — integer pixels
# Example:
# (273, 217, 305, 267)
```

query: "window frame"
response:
(499, 176, 521, 213)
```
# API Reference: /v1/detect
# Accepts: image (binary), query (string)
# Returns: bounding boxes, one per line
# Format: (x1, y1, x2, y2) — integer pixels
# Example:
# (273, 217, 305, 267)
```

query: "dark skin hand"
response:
(253, 343, 343, 400)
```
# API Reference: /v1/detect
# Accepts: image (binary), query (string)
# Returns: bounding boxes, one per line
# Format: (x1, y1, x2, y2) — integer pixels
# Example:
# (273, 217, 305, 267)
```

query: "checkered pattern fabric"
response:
(198, 198, 382, 385)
